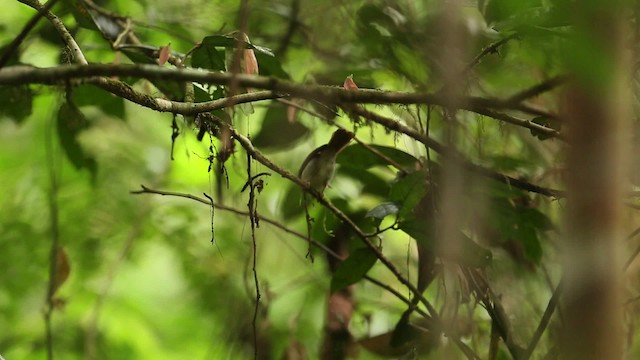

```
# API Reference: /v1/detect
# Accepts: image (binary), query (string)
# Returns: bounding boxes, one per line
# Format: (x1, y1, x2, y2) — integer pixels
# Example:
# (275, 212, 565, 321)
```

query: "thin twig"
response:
(465, 34, 518, 72)
(245, 151, 261, 360)
(522, 280, 563, 360)
(18, 0, 87, 64)
(130, 185, 422, 312)
(506, 75, 569, 104)
(0, 0, 60, 68)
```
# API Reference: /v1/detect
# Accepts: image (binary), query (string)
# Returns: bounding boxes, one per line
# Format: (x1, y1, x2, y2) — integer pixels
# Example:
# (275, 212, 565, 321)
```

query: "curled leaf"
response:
(344, 75, 359, 91)
(158, 43, 171, 65)
(53, 246, 71, 296)
(241, 33, 259, 75)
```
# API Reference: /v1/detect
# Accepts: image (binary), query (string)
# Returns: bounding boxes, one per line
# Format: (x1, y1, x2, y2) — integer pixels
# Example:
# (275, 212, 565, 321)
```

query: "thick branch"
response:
(0, 64, 555, 118)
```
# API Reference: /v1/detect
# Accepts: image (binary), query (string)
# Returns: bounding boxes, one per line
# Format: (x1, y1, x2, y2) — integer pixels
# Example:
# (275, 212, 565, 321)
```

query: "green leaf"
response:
(366, 202, 400, 220)
(72, 85, 125, 119)
(251, 103, 309, 149)
(339, 167, 389, 197)
(192, 84, 212, 102)
(0, 85, 33, 123)
(331, 247, 378, 292)
(389, 171, 426, 219)
(57, 102, 97, 180)
(337, 144, 419, 170)
(399, 220, 492, 268)
(515, 223, 543, 263)
(519, 207, 553, 231)
(255, 52, 290, 79)
(191, 40, 226, 71)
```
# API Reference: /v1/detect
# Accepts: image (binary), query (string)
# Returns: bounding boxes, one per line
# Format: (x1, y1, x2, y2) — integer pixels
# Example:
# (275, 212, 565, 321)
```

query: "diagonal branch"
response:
(522, 280, 563, 360)
(0, 0, 61, 68)
(130, 185, 425, 314)
(18, 0, 87, 65)
(347, 106, 564, 197)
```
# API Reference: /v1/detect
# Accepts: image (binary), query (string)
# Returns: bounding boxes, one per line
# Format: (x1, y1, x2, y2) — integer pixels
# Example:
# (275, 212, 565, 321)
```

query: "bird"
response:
(298, 129, 354, 193)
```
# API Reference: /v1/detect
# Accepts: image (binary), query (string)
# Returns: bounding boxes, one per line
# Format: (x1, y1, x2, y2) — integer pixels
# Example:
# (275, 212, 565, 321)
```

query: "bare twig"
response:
(465, 34, 519, 71)
(0, 0, 60, 68)
(245, 151, 261, 360)
(130, 185, 422, 312)
(506, 75, 569, 104)
(522, 281, 563, 360)
(18, 0, 87, 64)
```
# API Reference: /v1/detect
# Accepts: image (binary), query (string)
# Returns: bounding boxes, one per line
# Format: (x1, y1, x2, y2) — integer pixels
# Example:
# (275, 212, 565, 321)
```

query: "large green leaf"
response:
(57, 102, 97, 180)
(337, 144, 419, 170)
(330, 247, 378, 292)
(255, 52, 290, 79)
(191, 39, 226, 71)
(399, 219, 492, 268)
(251, 103, 309, 149)
(0, 85, 33, 123)
(73, 85, 125, 119)
(389, 171, 426, 219)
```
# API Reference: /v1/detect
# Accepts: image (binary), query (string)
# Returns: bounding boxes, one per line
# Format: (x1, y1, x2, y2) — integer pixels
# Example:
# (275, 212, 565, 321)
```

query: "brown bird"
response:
(298, 129, 354, 193)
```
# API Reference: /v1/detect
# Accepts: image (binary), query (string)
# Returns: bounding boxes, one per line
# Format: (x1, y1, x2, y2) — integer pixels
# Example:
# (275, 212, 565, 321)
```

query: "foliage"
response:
(0, 1, 638, 360)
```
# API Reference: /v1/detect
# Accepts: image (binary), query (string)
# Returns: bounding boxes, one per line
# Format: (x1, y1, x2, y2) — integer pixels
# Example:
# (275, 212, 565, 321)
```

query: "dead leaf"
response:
(158, 43, 171, 65)
(53, 246, 71, 295)
(241, 33, 259, 76)
(343, 75, 359, 91)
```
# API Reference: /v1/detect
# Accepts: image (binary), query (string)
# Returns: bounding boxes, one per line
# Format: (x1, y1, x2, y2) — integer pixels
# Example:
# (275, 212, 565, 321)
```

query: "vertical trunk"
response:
(562, 6, 630, 360)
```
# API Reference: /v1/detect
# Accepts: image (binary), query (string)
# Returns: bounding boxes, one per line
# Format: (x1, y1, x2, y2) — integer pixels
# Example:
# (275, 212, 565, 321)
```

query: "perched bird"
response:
(298, 129, 354, 193)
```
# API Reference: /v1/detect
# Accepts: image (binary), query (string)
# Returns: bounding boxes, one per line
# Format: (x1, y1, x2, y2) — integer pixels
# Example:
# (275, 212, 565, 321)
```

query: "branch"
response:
(465, 34, 519, 71)
(88, 77, 282, 115)
(0, 63, 564, 199)
(132, 184, 483, 358)
(347, 106, 564, 197)
(522, 280, 563, 360)
(506, 75, 569, 104)
(130, 185, 426, 314)
(0, 63, 557, 116)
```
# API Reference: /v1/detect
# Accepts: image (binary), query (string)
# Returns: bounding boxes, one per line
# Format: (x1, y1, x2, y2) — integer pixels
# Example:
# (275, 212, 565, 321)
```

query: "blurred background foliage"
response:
(1, 0, 639, 359)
